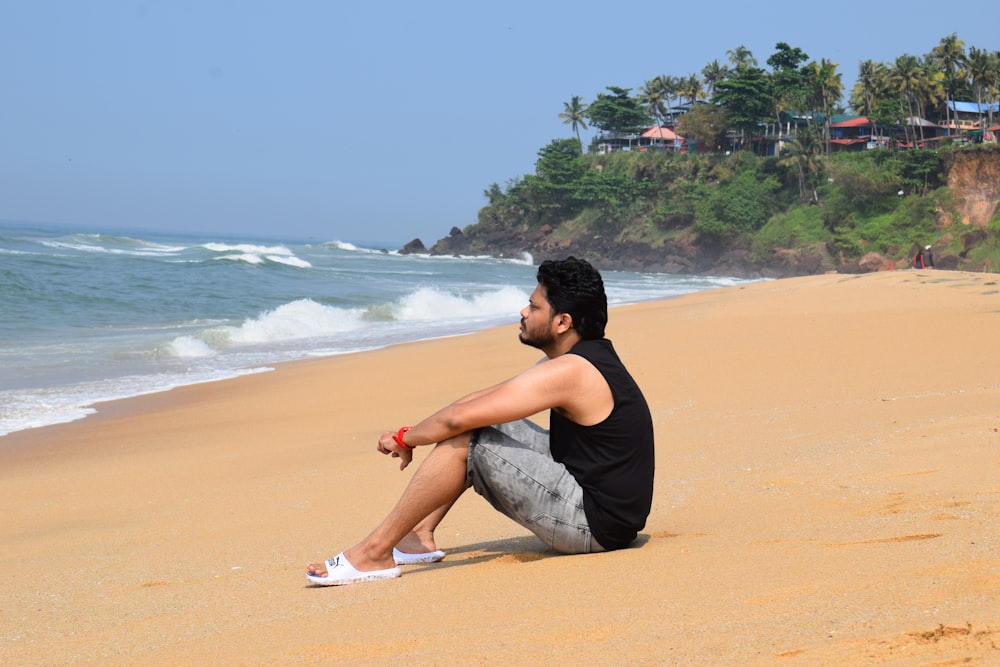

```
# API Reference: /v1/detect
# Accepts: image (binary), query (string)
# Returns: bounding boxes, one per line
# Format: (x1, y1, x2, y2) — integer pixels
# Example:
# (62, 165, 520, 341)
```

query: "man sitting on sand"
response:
(307, 256, 655, 585)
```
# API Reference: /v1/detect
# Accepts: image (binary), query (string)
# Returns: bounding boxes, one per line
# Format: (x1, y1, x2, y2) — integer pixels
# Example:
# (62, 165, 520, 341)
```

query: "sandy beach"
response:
(3, 269, 999, 666)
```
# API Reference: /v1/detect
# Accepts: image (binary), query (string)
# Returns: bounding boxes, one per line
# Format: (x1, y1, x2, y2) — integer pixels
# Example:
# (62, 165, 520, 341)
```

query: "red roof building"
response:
(636, 126, 687, 152)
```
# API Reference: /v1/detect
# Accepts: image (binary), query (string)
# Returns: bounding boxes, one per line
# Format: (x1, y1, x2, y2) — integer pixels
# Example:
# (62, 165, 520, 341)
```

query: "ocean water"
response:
(0, 221, 748, 437)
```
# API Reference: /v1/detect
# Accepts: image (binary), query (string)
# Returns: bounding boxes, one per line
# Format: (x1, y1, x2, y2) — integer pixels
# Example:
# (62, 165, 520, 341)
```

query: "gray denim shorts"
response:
(467, 418, 605, 554)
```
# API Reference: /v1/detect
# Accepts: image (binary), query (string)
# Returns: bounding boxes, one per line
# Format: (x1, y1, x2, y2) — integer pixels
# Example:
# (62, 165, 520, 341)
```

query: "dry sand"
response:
(2, 270, 999, 666)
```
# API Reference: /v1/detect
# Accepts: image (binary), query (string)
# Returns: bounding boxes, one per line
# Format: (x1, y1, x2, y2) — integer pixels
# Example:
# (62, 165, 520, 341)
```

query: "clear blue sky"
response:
(0, 2, 994, 247)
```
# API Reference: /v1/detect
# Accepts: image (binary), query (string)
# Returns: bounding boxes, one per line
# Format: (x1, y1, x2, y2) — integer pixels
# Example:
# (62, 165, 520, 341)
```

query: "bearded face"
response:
(518, 284, 561, 350)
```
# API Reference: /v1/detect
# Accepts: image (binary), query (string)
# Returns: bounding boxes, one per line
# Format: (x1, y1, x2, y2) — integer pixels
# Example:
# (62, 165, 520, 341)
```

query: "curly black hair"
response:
(536, 257, 607, 339)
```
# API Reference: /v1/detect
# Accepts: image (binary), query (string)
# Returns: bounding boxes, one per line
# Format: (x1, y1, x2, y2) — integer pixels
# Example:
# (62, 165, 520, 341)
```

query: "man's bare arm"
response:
(399, 354, 609, 448)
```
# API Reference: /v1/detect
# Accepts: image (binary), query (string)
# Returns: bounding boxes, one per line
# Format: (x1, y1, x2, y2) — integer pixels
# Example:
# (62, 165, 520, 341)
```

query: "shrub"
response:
(825, 152, 902, 215)
(695, 169, 781, 241)
(853, 194, 938, 253)
(751, 205, 829, 261)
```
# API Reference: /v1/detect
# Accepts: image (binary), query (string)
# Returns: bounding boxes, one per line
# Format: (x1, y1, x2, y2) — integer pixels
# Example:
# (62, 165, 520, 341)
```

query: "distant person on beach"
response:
(924, 245, 934, 268)
(307, 257, 655, 585)
(914, 248, 925, 269)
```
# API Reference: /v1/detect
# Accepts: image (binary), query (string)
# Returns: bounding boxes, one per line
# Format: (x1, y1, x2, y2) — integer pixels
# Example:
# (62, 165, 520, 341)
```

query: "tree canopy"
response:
(585, 86, 649, 134)
(556, 36, 999, 154)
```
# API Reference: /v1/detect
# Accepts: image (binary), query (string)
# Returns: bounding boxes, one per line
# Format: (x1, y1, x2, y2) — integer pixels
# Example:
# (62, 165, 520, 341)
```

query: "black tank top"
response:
(550, 338, 655, 550)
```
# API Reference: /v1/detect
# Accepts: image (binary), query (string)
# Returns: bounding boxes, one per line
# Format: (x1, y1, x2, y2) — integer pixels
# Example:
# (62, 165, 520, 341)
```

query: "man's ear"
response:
(554, 312, 574, 333)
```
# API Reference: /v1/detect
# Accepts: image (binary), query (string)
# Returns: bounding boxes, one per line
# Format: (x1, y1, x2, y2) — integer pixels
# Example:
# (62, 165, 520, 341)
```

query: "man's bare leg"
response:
(307, 433, 471, 577)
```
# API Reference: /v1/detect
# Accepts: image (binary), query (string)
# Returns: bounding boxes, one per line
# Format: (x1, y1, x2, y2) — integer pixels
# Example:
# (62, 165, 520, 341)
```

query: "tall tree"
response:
(678, 103, 729, 153)
(534, 138, 585, 185)
(930, 33, 967, 133)
(525, 138, 587, 221)
(727, 45, 757, 70)
(989, 51, 1000, 128)
(558, 96, 589, 149)
(701, 60, 731, 99)
(916, 61, 945, 138)
(967, 47, 1000, 129)
(850, 60, 901, 143)
(585, 86, 649, 135)
(888, 54, 942, 143)
(889, 54, 923, 145)
(678, 73, 704, 106)
(714, 65, 771, 151)
(767, 42, 811, 133)
(807, 58, 844, 154)
(661, 75, 681, 124)
(638, 77, 668, 129)
(850, 60, 887, 117)
(966, 47, 990, 124)
(778, 124, 822, 202)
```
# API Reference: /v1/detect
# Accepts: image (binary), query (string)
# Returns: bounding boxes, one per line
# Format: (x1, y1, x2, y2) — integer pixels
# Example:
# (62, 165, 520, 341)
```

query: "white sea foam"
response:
(266, 254, 312, 268)
(40, 233, 187, 254)
(163, 335, 216, 358)
(326, 240, 358, 251)
(0, 390, 97, 436)
(161, 299, 367, 354)
(225, 299, 365, 344)
(217, 253, 266, 264)
(159, 287, 528, 357)
(202, 242, 294, 255)
(41, 239, 184, 257)
(395, 286, 528, 322)
(387, 250, 535, 267)
(205, 242, 310, 267)
(0, 367, 272, 437)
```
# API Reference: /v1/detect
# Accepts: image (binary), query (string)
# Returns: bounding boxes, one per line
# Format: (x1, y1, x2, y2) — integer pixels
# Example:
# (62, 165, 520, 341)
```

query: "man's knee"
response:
(436, 431, 472, 452)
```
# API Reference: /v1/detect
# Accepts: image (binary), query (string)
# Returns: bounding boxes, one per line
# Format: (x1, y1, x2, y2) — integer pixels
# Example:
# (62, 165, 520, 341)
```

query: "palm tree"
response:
(854, 61, 909, 148)
(779, 124, 822, 202)
(639, 77, 668, 129)
(850, 60, 886, 117)
(967, 48, 1000, 129)
(678, 74, 704, 107)
(988, 51, 1000, 128)
(930, 33, 967, 133)
(888, 56, 943, 144)
(558, 96, 589, 148)
(808, 58, 843, 154)
(889, 54, 923, 145)
(659, 75, 680, 124)
(966, 48, 989, 127)
(701, 60, 731, 99)
(727, 45, 757, 70)
(916, 61, 945, 141)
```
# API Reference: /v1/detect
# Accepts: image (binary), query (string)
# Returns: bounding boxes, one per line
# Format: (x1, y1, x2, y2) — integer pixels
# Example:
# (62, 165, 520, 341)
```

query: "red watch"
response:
(392, 426, 413, 450)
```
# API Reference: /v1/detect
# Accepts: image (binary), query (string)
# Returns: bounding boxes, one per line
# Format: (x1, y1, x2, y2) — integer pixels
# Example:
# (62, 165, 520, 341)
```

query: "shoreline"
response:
(0, 276, 739, 439)
(0, 280, 720, 440)
(3, 270, 999, 666)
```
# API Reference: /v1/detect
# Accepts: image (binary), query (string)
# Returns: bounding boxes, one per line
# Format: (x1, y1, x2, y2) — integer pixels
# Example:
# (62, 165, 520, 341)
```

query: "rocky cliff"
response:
(942, 149, 1000, 228)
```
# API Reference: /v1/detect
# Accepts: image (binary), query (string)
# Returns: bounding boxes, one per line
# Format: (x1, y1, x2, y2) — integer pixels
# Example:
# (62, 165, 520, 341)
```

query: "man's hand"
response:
(377, 431, 413, 471)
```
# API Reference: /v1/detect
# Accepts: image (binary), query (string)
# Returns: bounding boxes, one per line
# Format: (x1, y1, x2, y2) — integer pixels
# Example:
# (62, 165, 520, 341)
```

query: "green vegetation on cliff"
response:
(436, 142, 1000, 276)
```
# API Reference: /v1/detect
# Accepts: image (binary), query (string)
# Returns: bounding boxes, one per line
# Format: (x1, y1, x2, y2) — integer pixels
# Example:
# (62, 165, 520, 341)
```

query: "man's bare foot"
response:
(391, 532, 446, 565)
(305, 552, 401, 586)
(306, 561, 328, 577)
(394, 531, 438, 555)
(308, 544, 397, 577)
